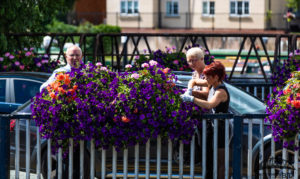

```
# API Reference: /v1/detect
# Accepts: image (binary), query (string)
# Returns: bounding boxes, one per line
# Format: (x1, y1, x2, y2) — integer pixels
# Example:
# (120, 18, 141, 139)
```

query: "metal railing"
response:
(230, 82, 275, 101)
(1, 113, 299, 179)
(5, 33, 300, 82)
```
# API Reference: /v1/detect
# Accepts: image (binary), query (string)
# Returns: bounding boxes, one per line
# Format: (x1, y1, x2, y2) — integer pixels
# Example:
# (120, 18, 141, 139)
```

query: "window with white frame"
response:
(203, 1, 215, 15)
(121, 0, 139, 15)
(230, 0, 249, 16)
(166, 0, 179, 16)
(230, 0, 249, 15)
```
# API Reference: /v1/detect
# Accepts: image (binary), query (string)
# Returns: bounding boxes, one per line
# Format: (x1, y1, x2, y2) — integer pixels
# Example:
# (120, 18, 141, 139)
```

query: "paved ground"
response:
(10, 170, 42, 179)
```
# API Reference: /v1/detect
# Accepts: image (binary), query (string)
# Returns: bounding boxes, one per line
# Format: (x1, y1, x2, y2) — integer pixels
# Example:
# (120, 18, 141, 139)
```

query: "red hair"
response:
(203, 61, 226, 81)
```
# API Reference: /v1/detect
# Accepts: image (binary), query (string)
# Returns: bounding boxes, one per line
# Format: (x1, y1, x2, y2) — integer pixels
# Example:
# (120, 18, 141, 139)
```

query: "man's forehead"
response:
(67, 48, 81, 54)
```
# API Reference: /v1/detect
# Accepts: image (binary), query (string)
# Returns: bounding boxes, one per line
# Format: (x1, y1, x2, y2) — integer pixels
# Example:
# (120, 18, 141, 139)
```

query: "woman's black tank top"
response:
(212, 83, 230, 113)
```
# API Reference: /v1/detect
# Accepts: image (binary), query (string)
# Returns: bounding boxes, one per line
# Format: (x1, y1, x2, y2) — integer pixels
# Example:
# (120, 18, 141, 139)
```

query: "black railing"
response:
(5, 33, 300, 82)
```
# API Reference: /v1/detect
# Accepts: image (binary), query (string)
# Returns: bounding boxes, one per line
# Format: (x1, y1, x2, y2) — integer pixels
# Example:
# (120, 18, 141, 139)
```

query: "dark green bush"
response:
(47, 21, 121, 56)
(46, 19, 77, 33)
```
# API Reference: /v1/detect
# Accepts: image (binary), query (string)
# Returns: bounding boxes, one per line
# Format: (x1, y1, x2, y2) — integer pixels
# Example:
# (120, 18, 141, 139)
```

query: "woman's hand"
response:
(180, 94, 194, 102)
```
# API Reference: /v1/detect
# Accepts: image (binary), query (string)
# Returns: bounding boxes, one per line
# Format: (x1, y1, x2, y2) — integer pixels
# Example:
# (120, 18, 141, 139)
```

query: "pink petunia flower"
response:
(173, 60, 179, 65)
(3, 65, 7, 70)
(36, 62, 42, 67)
(24, 48, 28, 51)
(0, 57, 3, 62)
(131, 73, 140, 79)
(141, 63, 149, 68)
(9, 55, 14, 59)
(15, 61, 20, 66)
(149, 60, 158, 66)
(42, 60, 49, 64)
(4, 52, 10, 57)
(100, 66, 108, 71)
(125, 64, 132, 69)
(20, 65, 25, 70)
(30, 48, 34, 51)
(43, 54, 49, 58)
(25, 52, 32, 57)
(96, 62, 102, 67)
(135, 55, 140, 60)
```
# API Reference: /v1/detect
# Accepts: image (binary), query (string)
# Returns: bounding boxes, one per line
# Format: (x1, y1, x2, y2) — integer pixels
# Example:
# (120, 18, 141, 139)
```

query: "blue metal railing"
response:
(1, 113, 299, 179)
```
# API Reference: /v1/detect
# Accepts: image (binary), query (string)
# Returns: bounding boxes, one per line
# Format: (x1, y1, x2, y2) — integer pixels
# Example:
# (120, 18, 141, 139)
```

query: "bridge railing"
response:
(5, 33, 300, 82)
(1, 113, 299, 179)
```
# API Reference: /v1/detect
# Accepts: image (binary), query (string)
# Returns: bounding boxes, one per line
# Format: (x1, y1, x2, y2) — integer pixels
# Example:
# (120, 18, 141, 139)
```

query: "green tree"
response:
(286, 0, 300, 11)
(0, 0, 76, 53)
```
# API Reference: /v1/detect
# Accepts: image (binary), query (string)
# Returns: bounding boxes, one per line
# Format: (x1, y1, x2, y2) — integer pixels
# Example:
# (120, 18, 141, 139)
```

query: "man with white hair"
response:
(40, 45, 83, 91)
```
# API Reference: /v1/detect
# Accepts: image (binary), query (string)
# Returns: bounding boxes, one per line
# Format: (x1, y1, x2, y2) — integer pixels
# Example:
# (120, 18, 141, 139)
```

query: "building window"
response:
(166, 1, 179, 16)
(230, 0, 249, 16)
(203, 1, 215, 16)
(121, 0, 139, 15)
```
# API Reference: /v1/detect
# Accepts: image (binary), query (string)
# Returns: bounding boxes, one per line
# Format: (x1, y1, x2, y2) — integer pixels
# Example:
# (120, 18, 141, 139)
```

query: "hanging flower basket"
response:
(266, 70, 300, 149)
(31, 62, 201, 154)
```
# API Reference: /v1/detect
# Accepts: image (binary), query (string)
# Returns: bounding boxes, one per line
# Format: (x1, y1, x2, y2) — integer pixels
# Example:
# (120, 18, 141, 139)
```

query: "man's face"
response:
(66, 47, 82, 68)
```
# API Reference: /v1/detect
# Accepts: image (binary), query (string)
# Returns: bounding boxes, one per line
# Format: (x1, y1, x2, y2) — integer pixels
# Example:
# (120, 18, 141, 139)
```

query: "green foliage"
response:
(0, 0, 76, 53)
(286, 0, 300, 11)
(46, 19, 77, 33)
(46, 21, 121, 55)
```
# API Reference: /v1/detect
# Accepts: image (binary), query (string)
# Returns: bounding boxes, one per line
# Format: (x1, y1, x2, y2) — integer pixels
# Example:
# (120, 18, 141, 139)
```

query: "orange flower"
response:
(121, 116, 130, 123)
(64, 75, 71, 85)
(58, 87, 66, 94)
(297, 93, 300, 97)
(73, 85, 78, 90)
(286, 97, 291, 104)
(46, 86, 51, 93)
(56, 74, 65, 81)
(52, 82, 60, 92)
(163, 68, 170, 74)
(292, 100, 300, 109)
(283, 88, 291, 95)
(68, 89, 75, 95)
(50, 92, 56, 99)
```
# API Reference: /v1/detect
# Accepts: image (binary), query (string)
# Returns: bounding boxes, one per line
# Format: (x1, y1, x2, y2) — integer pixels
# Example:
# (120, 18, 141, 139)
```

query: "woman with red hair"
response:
(181, 61, 229, 112)
(181, 61, 229, 179)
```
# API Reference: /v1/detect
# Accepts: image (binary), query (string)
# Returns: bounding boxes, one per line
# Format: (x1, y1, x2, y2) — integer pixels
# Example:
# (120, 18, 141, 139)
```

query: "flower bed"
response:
(0, 48, 60, 72)
(31, 62, 201, 153)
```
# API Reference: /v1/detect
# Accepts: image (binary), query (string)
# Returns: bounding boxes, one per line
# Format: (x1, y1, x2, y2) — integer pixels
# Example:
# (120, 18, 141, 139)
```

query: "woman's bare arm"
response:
(193, 89, 228, 109)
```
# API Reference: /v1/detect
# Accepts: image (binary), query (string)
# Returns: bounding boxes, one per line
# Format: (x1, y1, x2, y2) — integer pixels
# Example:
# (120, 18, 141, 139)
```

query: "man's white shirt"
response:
(39, 64, 71, 92)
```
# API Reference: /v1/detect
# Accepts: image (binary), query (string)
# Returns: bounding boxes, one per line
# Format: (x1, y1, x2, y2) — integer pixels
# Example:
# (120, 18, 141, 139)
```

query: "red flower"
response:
(292, 100, 300, 109)
(286, 97, 291, 104)
(163, 68, 170, 74)
(283, 88, 291, 95)
(121, 116, 130, 123)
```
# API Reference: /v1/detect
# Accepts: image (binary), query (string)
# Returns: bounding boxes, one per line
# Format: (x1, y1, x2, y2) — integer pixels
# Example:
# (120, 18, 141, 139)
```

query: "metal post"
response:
(233, 115, 243, 179)
(0, 115, 10, 179)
